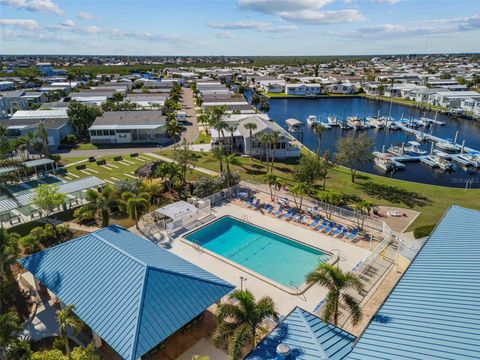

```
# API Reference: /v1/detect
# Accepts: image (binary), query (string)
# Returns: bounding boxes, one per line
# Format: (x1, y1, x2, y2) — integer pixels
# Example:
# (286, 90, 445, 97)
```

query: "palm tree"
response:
(269, 130, 281, 172)
(257, 133, 272, 166)
(212, 289, 278, 360)
(0, 228, 18, 282)
(56, 304, 83, 357)
(224, 153, 240, 188)
(318, 191, 345, 219)
(243, 122, 257, 157)
(211, 146, 225, 174)
(290, 182, 310, 210)
(312, 123, 327, 154)
(264, 173, 280, 201)
(85, 186, 115, 228)
(227, 124, 238, 153)
(306, 263, 363, 326)
(155, 162, 181, 192)
(354, 200, 374, 229)
(122, 192, 151, 229)
(34, 123, 49, 157)
(165, 119, 183, 149)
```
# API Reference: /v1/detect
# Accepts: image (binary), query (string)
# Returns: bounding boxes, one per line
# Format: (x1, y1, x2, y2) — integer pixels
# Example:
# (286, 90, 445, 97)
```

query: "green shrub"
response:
(413, 224, 435, 239)
(61, 134, 78, 145)
(20, 235, 41, 254)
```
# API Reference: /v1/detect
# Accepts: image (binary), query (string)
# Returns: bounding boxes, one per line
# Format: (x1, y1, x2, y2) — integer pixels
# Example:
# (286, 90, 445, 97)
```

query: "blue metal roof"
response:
(349, 206, 480, 360)
(18, 225, 234, 360)
(246, 307, 356, 360)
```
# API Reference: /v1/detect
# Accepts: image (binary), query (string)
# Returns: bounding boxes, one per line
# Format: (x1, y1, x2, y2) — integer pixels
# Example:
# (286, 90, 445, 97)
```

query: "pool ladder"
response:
(191, 239, 204, 253)
(242, 214, 249, 223)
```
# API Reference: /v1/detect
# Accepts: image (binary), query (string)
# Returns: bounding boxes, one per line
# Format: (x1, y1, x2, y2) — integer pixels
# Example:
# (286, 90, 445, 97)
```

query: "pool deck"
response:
(168, 202, 372, 315)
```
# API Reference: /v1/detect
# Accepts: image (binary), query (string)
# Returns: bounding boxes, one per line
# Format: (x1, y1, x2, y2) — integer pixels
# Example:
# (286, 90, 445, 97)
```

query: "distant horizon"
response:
(1, 0, 479, 55)
(2, 52, 479, 58)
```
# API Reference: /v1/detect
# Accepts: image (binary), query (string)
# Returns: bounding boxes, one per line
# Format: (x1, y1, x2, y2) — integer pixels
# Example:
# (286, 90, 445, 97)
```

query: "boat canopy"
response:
(285, 118, 304, 128)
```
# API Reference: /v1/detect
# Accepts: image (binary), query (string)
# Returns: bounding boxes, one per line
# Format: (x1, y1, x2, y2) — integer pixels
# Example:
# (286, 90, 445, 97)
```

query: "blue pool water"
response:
(185, 216, 330, 288)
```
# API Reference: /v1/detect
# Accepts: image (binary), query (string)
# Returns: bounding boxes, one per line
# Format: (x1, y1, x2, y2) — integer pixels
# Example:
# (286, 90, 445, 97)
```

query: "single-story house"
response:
(258, 80, 286, 93)
(18, 225, 234, 360)
(285, 83, 321, 96)
(1, 108, 73, 149)
(125, 93, 167, 109)
(326, 83, 355, 94)
(89, 110, 167, 144)
(362, 82, 381, 96)
(210, 113, 301, 158)
(461, 98, 480, 115)
(0, 81, 15, 91)
(430, 91, 480, 108)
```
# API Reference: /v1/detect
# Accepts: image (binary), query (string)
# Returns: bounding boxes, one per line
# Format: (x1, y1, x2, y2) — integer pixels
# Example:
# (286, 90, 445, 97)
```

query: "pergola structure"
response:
(0, 158, 58, 181)
(0, 176, 105, 227)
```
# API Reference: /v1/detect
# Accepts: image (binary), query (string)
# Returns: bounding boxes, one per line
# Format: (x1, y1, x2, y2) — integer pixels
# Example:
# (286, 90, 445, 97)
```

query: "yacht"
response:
(435, 140, 458, 153)
(416, 133, 426, 142)
(306, 115, 321, 126)
(327, 116, 339, 126)
(388, 141, 427, 157)
(422, 154, 455, 171)
(373, 153, 405, 172)
(457, 152, 480, 167)
(338, 121, 353, 130)
(386, 121, 400, 130)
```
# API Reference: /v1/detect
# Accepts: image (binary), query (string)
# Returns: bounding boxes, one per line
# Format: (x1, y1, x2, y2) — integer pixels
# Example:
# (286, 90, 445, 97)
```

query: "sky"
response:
(0, 0, 479, 56)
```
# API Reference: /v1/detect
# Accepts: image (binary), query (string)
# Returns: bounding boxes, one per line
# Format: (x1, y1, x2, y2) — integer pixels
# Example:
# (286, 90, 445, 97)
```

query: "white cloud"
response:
(336, 14, 480, 38)
(215, 31, 235, 39)
(238, 0, 365, 25)
(239, 0, 334, 13)
(60, 19, 75, 28)
(0, 18, 39, 29)
(208, 20, 297, 32)
(278, 9, 365, 24)
(76, 11, 95, 20)
(370, 0, 399, 4)
(1, 0, 63, 15)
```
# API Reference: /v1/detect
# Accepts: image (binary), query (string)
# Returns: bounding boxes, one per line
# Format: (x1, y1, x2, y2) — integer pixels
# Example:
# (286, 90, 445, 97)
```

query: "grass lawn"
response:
(156, 149, 480, 230)
(73, 142, 98, 150)
(60, 153, 208, 184)
(193, 131, 212, 144)
(361, 94, 447, 112)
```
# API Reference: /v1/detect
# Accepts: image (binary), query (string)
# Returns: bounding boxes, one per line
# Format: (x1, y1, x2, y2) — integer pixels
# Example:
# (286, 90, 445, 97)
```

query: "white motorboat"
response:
(306, 115, 320, 126)
(421, 154, 455, 171)
(416, 133, 426, 142)
(404, 141, 427, 155)
(457, 152, 480, 167)
(387, 121, 400, 130)
(327, 116, 339, 126)
(449, 107, 465, 115)
(435, 140, 458, 153)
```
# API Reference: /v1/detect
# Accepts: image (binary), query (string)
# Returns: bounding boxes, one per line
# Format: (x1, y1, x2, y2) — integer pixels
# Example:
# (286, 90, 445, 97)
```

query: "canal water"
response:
(263, 96, 480, 188)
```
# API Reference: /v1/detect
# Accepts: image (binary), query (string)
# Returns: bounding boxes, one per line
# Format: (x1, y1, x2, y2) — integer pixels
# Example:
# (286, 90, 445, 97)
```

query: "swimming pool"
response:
(184, 216, 331, 289)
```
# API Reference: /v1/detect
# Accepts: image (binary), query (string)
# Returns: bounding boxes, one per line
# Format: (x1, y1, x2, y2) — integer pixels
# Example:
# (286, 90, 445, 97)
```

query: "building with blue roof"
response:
(348, 205, 480, 359)
(247, 206, 480, 360)
(18, 225, 234, 360)
(246, 307, 356, 360)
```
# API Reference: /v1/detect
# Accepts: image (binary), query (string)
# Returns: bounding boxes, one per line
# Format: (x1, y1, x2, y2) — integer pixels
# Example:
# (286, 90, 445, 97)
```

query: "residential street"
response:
(180, 87, 199, 143)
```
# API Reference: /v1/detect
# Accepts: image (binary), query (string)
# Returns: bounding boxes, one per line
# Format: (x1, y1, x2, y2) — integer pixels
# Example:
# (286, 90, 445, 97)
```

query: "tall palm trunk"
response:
(249, 130, 253, 157)
(270, 144, 276, 172)
(134, 206, 139, 229)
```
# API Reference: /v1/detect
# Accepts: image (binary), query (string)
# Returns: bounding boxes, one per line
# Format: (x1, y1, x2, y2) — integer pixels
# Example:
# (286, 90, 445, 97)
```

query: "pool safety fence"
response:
(242, 181, 383, 232)
(201, 184, 240, 206)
